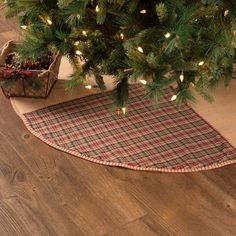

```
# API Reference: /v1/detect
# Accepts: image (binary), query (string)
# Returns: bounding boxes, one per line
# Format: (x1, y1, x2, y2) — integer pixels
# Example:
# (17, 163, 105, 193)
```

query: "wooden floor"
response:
(1, 12, 236, 236)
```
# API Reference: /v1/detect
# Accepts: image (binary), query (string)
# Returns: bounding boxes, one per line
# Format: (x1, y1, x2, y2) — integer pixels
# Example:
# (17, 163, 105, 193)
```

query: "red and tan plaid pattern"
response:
(22, 85, 236, 172)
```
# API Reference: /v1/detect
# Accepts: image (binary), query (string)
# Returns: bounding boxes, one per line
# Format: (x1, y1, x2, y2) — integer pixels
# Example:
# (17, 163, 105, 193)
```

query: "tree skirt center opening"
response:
(22, 85, 236, 172)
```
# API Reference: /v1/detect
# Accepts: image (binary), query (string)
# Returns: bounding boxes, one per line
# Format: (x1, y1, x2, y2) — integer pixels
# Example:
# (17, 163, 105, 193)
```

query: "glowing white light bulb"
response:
(122, 107, 127, 114)
(198, 61, 205, 66)
(180, 73, 184, 82)
(21, 25, 27, 30)
(95, 5, 100, 12)
(164, 32, 171, 38)
(76, 50, 83, 55)
(137, 46, 144, 53)
(139, 79, 147, 85)
(46, 19, 52, 25)
(85, 85, 92, 89)
(140, 9, 147, 14)
(82, 30, 87, 36)
(224, 10, 229, 17)
(171, 94, 177, 101)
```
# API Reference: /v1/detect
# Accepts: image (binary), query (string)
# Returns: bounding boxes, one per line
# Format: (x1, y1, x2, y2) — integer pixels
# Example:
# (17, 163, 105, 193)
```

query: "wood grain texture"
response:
(0, 13, 236, 236)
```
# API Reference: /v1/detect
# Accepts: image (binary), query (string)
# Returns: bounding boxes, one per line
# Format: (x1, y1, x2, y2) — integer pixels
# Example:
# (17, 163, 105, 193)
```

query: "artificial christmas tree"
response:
(3, 0, 236, 111)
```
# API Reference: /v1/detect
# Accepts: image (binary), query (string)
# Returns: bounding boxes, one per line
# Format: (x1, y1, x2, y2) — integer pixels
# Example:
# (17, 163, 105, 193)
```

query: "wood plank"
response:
(104, 215, 170, 236)
(0, 132, 84, 236)
(105, 167, 236, 235)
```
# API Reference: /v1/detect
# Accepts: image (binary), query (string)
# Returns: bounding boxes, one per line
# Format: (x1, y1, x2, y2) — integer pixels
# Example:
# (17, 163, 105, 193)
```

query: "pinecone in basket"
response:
(5, 52, 54, 70)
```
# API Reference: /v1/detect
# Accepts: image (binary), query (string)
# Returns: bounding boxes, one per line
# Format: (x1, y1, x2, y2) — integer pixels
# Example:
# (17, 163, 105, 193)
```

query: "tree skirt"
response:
(20, 84, 236, 172)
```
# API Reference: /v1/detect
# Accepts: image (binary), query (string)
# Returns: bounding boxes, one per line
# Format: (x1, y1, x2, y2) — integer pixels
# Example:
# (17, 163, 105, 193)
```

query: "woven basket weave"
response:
(0, 41, 61, 98)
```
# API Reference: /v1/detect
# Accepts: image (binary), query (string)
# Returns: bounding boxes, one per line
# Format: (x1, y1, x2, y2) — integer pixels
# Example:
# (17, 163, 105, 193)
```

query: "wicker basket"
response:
(0, 41, 62, 98)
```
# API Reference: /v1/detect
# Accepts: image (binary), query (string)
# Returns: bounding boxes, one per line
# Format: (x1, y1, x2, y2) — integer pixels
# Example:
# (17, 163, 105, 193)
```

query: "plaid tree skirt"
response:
(22, 85, 236, 172)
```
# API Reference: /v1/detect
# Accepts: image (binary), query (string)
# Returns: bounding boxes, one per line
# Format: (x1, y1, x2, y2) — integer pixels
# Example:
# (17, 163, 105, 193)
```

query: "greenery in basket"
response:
(3, 0, 236, 111)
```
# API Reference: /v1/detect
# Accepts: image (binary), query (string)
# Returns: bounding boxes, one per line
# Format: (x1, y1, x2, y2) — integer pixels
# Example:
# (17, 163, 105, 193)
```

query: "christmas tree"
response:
(3, 0, 236, 111)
